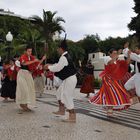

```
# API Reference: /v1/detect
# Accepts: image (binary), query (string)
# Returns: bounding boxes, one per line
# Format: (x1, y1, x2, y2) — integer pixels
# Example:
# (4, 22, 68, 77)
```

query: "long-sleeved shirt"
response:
(123, 48, 140, 73)
(48, 51, 68, 72)
(130, 53, 140, 73)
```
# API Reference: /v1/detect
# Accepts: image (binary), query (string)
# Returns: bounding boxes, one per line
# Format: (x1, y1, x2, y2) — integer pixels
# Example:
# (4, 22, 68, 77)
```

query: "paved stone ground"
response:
(0, 88, 140, 140)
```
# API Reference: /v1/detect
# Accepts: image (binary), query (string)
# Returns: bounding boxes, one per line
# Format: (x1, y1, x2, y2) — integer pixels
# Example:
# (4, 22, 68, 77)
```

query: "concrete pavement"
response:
(0, 88, 140, 140)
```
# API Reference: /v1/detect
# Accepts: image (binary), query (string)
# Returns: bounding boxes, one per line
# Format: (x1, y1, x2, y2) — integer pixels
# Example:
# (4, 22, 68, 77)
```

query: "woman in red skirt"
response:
(89, 48, 131, 116)
(80, 60, 95, 98)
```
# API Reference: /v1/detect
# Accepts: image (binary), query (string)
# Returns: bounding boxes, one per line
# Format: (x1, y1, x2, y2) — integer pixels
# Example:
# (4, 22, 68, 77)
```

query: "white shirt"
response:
(123, 48, 129, 57)
(118, 54, 125, 60)
(48, 51, 68, 72)
(130, 63, 134, 73)
(104, 54, 125, 66)
(130, 53, 140, 73)
(104, 56, 111, 65)
(123, 48, 140, 73)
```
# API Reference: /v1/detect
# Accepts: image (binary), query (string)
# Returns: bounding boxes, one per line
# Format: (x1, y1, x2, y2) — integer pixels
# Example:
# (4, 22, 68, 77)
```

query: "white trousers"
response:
(53, 76, 62, 88)
(124, 73, 140, 97)
(46, 78, 53, 89)
(56, 75, 77, 110)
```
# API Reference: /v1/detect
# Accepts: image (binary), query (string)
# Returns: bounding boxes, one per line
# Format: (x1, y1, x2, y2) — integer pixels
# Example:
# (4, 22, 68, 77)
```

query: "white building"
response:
(88, 52, 106, 79)
(0, 9, 31, 20)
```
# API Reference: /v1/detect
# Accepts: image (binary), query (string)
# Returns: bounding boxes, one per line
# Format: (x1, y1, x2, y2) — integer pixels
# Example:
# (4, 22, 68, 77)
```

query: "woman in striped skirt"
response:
(89, 48, 131, 116)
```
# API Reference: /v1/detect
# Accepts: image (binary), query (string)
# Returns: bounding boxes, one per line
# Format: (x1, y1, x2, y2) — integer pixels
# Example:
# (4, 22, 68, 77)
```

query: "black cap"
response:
(14, 54, 20, 58)
(59, 34, 68, 50)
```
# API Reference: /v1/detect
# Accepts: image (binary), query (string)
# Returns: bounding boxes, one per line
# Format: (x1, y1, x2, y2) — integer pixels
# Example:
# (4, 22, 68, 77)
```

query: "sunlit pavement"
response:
(0, 88, 140, 140)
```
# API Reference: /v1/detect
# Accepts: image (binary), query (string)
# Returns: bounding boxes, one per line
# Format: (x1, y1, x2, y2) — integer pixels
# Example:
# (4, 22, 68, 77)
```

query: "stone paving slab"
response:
(0, 88, 140, 140)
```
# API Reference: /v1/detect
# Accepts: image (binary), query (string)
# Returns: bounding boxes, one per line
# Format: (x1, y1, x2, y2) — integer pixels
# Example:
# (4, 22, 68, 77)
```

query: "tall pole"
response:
(7, 42, 11, 60)
(44, 42, 48, 64)
(6, 32, 13, 60)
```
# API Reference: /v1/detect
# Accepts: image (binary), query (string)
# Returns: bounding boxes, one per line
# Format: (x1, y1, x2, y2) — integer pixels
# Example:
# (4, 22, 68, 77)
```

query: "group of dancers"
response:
(89, 42, 140, 116)
(1, 48, 46, 108)
(0, 36, 78, 122)
(0, 39, 140, 122)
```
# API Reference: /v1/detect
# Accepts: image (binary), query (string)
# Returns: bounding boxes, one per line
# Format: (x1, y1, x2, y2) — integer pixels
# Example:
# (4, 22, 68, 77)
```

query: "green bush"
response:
(94, 78, 102, 89)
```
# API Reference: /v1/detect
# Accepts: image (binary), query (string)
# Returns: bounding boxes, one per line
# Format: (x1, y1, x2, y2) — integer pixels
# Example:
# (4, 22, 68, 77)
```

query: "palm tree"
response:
(31, 10, 65, 57)
(18, 28, 43, 56)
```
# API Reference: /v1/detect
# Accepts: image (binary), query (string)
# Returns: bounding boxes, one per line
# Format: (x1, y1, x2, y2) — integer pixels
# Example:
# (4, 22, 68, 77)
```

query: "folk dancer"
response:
(80, 60, 95, 98)
(44, 36, 77, 122)
(45, 71, 54, 90)
(123, 45, 140, 103)
(1, 59, 19, 102)
(89, 48, 131, 116)
(16, 46, 45, 111)
(33, 61, 45, 97)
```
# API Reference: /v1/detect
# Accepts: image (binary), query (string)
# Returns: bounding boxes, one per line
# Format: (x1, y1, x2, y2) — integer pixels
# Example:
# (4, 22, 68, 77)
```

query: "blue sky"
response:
(1, 0, 136, 41)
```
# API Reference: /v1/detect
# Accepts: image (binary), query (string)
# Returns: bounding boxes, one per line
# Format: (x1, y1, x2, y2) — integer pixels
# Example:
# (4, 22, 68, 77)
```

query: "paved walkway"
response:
(0, 88, 140, 140)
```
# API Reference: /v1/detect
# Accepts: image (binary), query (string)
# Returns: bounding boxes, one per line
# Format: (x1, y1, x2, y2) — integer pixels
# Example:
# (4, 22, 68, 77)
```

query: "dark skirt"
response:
(1, 77, 16, 99)
(80, 75, 94, 94)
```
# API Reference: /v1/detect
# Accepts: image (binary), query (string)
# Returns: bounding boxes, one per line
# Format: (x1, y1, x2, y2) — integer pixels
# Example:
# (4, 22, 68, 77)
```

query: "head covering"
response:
(87, 60, 91, 65)
(14, 54, 20, 59)
(59, 34, 68, 50)
(15, 60, 21, 67)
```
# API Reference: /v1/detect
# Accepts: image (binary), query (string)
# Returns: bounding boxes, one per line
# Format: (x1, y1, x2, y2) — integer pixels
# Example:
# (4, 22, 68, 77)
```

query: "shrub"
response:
(94, 78, 102, 89)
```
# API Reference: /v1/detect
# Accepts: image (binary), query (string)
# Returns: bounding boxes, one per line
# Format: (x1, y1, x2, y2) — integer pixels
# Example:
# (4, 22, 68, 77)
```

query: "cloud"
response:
(0, 0, 135, 41)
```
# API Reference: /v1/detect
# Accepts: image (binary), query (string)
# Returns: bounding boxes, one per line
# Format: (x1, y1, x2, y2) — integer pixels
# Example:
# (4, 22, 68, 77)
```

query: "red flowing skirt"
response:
(80, 75, 94, 94)
(90, 60, 131, 110)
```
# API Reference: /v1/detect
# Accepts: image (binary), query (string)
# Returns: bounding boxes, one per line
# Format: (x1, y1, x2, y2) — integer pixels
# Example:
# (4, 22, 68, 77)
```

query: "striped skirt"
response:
(119, 72, 136, 97)
(89, 75, 131, 110)
(119, 72, 132, 86)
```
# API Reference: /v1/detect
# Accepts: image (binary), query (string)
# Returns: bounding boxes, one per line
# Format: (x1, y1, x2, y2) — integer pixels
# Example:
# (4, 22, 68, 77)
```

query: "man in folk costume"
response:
(45, 35, 77, 122)
(16, 46, 46, 111)
(123, 45, 140, 103)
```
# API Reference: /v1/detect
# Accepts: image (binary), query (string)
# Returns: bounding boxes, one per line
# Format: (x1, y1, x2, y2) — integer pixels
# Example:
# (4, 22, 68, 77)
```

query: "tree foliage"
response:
(128, 0, 140, 41)
(77, 34, 100, 60)
(0, 10, 132, 67)
(31, 10, 65, 58)
(99, 37, 128, 54)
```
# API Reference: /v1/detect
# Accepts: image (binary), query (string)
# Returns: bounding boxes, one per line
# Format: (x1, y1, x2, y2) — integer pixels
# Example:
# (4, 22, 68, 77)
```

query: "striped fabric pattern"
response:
(90, 75, 131, 110)
(119, 72, 132, 86)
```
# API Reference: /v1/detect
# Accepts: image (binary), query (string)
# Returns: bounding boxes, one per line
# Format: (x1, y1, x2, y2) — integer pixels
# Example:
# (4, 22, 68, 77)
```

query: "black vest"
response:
(55, 53, 77, 80)
(84, 65, 94, 75)
(137, 62, 140, 72)
(21, 64, 29, 70)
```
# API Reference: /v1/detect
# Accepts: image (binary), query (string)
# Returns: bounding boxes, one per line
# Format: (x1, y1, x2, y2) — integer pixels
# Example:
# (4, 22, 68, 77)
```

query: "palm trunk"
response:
(34, 42, 38, 57)
(44, 42, 48, 64)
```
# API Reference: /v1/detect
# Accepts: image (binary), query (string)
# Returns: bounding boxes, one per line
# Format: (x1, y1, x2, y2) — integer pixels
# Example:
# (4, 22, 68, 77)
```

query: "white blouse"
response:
(104, 56, 112, 65)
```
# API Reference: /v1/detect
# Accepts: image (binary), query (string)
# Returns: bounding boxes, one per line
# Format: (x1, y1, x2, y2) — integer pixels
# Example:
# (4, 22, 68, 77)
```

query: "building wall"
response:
(88, 52, 106, 79)
(89, 52, 125, 79)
